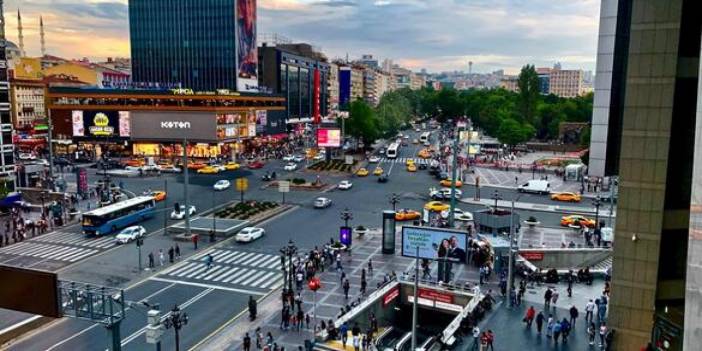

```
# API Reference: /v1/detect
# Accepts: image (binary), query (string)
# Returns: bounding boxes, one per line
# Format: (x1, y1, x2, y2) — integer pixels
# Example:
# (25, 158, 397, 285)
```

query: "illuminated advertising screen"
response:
(401, 226, 467, 263)
(317, 128, 341, 148)
(131, 111, 218, 141)
(73, 111, 130, 139)
(236, 0, 258, 92)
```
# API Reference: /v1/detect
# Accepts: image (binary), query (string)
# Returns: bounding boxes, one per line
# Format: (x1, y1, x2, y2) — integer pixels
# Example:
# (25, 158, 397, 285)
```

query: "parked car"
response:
(338, 180, 353, 190)
(170, 205, 197, 219)
(314, 197, 332, 208)
(368, 156, 380, 163)
(518, 180, 551, 194)
(284, 163, 298, 171)
(213, 180, 231, 191)
(283, 155, 295, 162)
(293, 155, 305, 163)
(247, 161, 265, 169)
(114, 226, 146, 244)
(236, 227, 265, 242)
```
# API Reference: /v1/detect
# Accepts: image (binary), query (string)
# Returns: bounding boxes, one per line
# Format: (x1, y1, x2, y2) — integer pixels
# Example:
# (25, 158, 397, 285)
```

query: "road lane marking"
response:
(148, 277, 266, 295)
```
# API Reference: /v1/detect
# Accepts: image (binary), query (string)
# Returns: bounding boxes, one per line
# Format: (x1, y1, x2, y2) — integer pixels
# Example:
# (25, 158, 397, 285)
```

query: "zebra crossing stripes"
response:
(33, 231, 115, 249)
(203, 250, 282, 269)
(0, 242, 98, 262)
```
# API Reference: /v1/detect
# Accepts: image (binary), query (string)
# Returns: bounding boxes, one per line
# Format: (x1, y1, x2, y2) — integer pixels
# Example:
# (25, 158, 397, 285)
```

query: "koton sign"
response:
(160, 121, 192, 129)
(130, 111, 217, 142)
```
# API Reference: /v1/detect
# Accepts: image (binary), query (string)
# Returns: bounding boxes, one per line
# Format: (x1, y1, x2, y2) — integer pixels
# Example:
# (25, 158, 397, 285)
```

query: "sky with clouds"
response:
(4, 0, 601, 74)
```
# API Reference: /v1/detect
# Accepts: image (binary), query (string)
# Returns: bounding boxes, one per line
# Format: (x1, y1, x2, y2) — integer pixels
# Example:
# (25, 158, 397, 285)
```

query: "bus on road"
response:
(386, 143, 400, 159)
(419, 132, 431, 143)
(82, 196, 156, 236)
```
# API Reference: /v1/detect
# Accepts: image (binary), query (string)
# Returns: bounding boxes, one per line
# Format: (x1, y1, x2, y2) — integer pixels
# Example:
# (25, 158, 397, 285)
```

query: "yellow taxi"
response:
(151, 191, 167, 202)
(418, 149, 431, 159)
(407, 164, 417, 172)
(424, 201, 450, 212)
(395, 209, 421, 221)
(550, 192, 582, 202)
(560, 215, 596, 228)
(373, 167, 384, 176)
(224, 162, 241, 171)
(406, 159, 415, 166)
(440, 179, 463, 188)
(197, 166, 220, 174)
(356, 168, 369, 177)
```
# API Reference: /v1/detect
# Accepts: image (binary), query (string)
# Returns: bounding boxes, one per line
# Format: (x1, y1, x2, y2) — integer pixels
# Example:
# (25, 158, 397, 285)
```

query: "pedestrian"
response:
(551, 289, 559, 311)
(243, 332, 252, 351)
(599, 322, 608, 347)
(205, 253, 213, 270)
(192, 234, 199, 250)
(544, 288, 552, 309)
(471, 326, 480, 350)
(340, 321, 349, 347)
(360, 278, 367, 296)
(552, 320, 561, 343)
(524, 306, 535, 328)
(587, 322, 596, 345)
(266, 332, 274, 348)
(560, 317, 571, 343)
(585, 299, 595, 324)
(605, 329, 615, 351)
(569, 305, 579, 327)
(485, 329, 495, 351)
(598, 299, 608, 322)
(352, 323, 361, 351)
(158, 249, 165, 266)
(255, 327, 263, 349)
(148, 251, 154, 268)
(168, 246, 174, 263)
(536, 311, 545, 334)
(343, 279, 350, 300)
(305, 313, 310, 330)
(546, 314, 554, 338)
(296, 308, 304, 331)
(368, 259, 373, 274)
(175, 243, 181, 259)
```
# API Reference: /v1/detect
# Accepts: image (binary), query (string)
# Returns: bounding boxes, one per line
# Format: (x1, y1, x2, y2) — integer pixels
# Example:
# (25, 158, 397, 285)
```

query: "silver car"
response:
(314, 197, 332, 208)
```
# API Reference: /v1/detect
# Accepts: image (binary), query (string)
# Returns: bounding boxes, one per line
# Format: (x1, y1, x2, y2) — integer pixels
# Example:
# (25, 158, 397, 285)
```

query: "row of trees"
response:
(345, 65, 594, 147)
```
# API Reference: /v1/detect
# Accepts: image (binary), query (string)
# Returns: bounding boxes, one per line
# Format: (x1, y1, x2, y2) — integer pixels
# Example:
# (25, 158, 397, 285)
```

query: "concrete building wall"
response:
(589, 0, 619, 177)
(549, 69, 584, 97)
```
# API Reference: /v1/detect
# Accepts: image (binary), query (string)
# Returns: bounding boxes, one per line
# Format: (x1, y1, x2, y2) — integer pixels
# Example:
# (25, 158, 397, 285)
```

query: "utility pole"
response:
(411, 246, 419, 351)
(182, 139, 191, 236)
(279, 240, 297, 298)
(593, 196, 602, 228)
(449, 121, 466, 227)
(163, 179, 168, 235)
(163, 305, 188, 351)
(508, 196, 521, 308)
(340, 208, 353, 227)
(46, 107, 55, 189)
(136, 236, 144, 272)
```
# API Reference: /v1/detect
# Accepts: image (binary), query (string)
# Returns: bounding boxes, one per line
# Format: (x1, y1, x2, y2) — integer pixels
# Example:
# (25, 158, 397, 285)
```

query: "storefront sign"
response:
(247, 124, 257, 137)
(382, 286, 399, 307)
(278, 181, 290, 193)
(419, 288, 453, 304)
(131, 111, 217, 142)
(317, 128, 341, 148)
(77, 168, 88, 195)
(73, 110, 130, 139)
(256, 110, 267, 126)
(236, 178, 249, 192)
(313, 68, 321, 124)
(520, 252, 544, 261)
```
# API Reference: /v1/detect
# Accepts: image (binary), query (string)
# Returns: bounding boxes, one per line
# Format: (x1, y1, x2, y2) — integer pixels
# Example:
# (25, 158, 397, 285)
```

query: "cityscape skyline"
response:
(4, 0, 600, 74)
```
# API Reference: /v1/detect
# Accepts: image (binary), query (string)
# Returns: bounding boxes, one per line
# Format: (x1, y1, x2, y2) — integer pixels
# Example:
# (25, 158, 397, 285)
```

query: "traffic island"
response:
(266, 179, 328, 191)
(214, 201, 280, 220)
(307, 159, 355, 173)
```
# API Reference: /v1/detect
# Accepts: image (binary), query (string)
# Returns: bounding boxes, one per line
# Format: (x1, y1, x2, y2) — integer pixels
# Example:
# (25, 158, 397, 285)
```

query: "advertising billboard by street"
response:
(72, 110, 130, 139)
(0, 266, 60, 317)
(236, 0, 258, 92)
(339, 68, 351, 108)
(401, 226, 467, 263)
(130, 111, 218, 142)
(317, 128, 341, 148)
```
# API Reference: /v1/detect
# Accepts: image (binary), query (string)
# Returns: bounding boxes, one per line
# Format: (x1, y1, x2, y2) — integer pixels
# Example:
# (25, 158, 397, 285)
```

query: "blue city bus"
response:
(81, 196, 156, 236)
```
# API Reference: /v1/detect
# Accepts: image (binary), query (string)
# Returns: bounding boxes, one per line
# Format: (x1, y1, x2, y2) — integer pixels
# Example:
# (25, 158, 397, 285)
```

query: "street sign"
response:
(278, 181, 290, 193)
(235, 178, 249, 192)
(345, 156, 354, 165)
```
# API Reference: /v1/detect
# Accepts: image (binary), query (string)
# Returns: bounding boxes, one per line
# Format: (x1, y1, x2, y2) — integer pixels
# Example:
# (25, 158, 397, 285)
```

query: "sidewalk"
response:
(459, 198, 616, 217)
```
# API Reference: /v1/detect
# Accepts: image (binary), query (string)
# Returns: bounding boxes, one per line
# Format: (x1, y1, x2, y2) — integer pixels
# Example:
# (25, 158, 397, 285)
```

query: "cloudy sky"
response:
(4, 0, 601, 74)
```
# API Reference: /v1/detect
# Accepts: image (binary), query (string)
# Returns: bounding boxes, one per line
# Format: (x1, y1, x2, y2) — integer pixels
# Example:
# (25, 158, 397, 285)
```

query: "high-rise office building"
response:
(549, 68, 584, 97)
(0, 1, 15, 193)
(129, 0, 259, 92)
(602, 0, 701, 350)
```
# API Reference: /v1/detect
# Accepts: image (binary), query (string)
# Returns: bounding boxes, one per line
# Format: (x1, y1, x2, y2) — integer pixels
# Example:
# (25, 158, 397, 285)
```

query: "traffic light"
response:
(174, 202, 180, 213)
(136, 238, 144, 247)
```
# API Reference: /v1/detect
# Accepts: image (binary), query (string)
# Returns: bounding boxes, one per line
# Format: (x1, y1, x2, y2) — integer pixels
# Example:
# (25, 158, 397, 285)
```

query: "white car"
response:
(379, 149, 385, 155)
(368, 156, 380, 163)
(314, 154, 325, 161)
(235, 227, 265, 242)
(314, 197, 332, 208)
(441, 208, 474, 221)
(18, 153, 36, 160)
(213, 180, 231, 191)
(283, 155, 295, 162)
(170, 205, 197, 220)
(160, 165, 182, 173)
(430, 188, 463, 200)
(423, 141, 431, 147)
(293, 155, 305, 163)
(338, 180, 353, 190)
(114, 226, 146, 244)
(284, 163, 298, 171)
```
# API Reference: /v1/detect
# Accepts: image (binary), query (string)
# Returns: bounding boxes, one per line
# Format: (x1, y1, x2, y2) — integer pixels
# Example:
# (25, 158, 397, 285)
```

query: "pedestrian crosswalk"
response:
(160, 249, 284, 291)
(0, 241, 99, 262)
(377, 157, 430, 164)
(32, 230, 116, 249)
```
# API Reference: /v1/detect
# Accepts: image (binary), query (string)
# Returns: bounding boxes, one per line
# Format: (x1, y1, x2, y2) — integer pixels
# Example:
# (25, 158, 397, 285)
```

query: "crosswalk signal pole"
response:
(136, 237, 143, 272)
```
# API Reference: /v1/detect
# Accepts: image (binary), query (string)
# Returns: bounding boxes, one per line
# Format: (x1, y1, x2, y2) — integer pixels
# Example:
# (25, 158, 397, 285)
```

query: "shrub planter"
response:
(215, 200, 280, 220)
(325, 242, 347, 253)
(524, 216, 540, 227)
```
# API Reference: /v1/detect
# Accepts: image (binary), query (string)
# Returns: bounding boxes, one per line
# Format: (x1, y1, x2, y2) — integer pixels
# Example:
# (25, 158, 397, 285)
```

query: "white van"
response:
(517, 180, 551, 194)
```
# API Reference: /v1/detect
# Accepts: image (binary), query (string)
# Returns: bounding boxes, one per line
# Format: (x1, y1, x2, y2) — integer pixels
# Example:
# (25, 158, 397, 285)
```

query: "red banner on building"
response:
(383, 286, 399, 307)
(418, 288, 453, 304)
(313, 68, 321, 124)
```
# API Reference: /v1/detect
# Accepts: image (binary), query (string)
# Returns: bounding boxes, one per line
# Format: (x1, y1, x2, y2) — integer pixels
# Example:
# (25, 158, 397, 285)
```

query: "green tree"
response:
(376, 91, 412, 137)
(517, 64, 540, 125)
(346, 100, 379, 145)
(496, 118, 526, 146)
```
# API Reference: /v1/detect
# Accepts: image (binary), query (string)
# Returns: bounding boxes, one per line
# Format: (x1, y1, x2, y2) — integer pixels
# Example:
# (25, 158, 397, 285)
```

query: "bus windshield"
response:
(420, 132, 431, 143)
(387, 143, 400, 159)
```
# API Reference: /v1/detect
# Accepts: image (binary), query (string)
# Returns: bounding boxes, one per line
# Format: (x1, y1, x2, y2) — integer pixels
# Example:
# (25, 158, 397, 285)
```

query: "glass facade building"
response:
(129, 0, 238, 91)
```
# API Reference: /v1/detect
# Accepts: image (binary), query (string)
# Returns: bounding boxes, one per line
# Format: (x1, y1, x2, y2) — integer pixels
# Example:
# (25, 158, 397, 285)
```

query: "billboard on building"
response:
(339, 68, 351, 108)
(317, 128, 341, 148)
(313, 68, 321, 124)
(236, 0, 258, 92)
(72, 110, 130, 139)
(401, 226, 467, 263)
(130, 111, 218, 141)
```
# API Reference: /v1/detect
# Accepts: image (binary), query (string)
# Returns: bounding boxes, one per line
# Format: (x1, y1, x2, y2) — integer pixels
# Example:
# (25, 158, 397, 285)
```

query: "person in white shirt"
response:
(471, 326, 481, 350)
(585, 299, 596, 324)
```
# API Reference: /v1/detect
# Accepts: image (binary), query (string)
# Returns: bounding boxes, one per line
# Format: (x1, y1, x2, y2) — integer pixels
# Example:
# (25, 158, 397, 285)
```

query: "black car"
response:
(94, 158, 123, 170)
(378, 174, 389, 183)
(418, 163, 428, 170)
(435, 171, 449, 180)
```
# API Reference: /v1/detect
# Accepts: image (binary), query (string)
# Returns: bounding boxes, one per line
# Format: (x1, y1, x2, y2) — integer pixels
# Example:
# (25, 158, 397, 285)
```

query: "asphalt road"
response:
(3, 128, 600, 350)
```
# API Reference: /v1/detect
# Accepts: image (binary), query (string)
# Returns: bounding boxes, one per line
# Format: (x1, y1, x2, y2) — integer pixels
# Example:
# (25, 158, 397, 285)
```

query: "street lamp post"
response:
(593, 196, 602, 228)
(491, 190, 502, 213)
(340, 208, 353, 227)
(389, 194, 399, 211)
(508, 195, 522, 308)
(162, 305, 188, 351)
(279, 240, 297, 297)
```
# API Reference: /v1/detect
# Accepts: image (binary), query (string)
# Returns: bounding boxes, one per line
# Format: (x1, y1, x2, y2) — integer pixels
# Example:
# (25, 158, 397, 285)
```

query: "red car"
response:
(247, 161, 265, 169)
